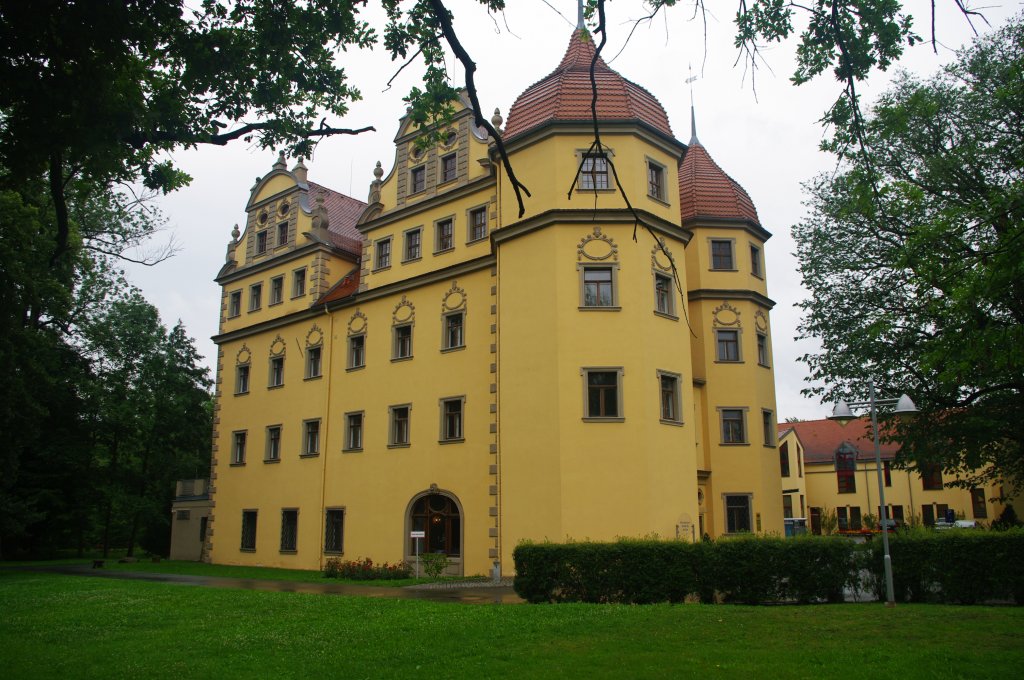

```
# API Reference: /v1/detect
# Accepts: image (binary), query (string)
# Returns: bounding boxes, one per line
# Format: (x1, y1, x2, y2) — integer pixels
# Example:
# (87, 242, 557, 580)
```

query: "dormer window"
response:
(581, 154, 609, 190)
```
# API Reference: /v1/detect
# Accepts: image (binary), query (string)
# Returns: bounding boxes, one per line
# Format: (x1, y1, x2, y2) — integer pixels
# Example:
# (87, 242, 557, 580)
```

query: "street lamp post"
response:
(829, 377, 917, 607)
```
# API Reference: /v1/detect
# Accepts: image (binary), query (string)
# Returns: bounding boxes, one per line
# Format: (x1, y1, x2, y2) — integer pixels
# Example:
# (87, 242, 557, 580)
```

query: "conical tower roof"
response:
(502, 30, 673, 140)
(678, 134, 759, 226)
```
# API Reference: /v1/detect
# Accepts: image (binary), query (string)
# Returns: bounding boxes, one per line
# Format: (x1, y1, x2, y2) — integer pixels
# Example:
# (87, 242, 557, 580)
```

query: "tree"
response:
(794, 14, 1024, 495)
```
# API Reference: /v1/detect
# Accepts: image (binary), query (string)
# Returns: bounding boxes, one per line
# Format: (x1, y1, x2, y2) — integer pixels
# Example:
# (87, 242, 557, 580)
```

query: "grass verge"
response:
(1, 571, 1021, 679)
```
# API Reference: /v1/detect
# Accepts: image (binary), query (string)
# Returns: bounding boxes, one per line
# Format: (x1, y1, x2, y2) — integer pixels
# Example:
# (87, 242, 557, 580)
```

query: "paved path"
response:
(13, 564, 525, 604)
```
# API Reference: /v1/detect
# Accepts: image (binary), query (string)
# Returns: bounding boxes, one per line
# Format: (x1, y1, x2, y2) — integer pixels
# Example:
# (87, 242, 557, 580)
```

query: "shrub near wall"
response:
(866, 528, 1024, 604)
(513, 536, 853, 605)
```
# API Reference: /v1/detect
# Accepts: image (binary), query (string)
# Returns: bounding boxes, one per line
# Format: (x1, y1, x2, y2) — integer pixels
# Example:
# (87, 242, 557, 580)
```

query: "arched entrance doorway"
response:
(406, 490, 462, 575)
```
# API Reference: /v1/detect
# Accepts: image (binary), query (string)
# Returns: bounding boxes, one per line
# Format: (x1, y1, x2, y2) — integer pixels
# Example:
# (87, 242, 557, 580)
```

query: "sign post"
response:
(410, 530, 425, 577)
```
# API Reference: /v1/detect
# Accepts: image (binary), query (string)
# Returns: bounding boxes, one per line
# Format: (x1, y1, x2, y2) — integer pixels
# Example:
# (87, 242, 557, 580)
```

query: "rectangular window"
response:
(582, 266, 615, 307)
(280, 509, 298, 552)
(779, 442, 791, 477)
(469, 207, 487, 242)
(443, 312, 464, 350)
(720, 409, 746, 444)
(325, 509, 345, 554)
(584, 368, 622, 420)
(756, 333, 769, 366)
(249, 283, 262, 311)
(393, 325, 413, 360)
(404, 228, 422, 261)
(921, 464, 943, 490)
(375, 238, 392, 269)
(344, 412, 363, 451)
(850, 506, 863, 530)
(292, 268, 306, 297)
(710, 239, 735, 270)
(837, 507, 849, 531)
(836, 449, 857, 493)
(883, 461, 892, 487)
(725, 495, 751, 533)
(800, 495, 806, 517)
(658, 372, 681, 423)
(270, 276, 284, 305)
(441, 153, 457, 183)
(303, 420, 320, 456)
(435, 218, 454, 252)
(266, 425, 281, 461)
(654, 273, 674, 316)
(348, 334, 365, 369)
(971, 488, 987, 518)
(277, 221, 289, 247)
(782, 495, 793, 519)
(716, 329, 741, 362)
(235, 364, 250, 395)
(581, 153, 609, 190)
(306, 346, 322, 379)
(891, 505, 904, 525)
(256, 230, 268, 254)
(922, 504, 935, 527)
(750, 244, 762, 277)
(410, 165, 426, 193)
(232, 431, 247, 465)
(228, 291, 242, 318)
(390, 405, 411, 446)
(240, 510, 257, 551)
(762, 410, 774, 447)
(441, 398, 464, 441)
(269, 356, 285, 387)
(647, 161, 664, 200)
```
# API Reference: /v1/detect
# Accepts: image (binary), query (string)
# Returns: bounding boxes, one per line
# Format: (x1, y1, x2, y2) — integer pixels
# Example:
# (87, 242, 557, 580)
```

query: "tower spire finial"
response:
(577, 0, 585, 29)
(686, 64, 700, 145)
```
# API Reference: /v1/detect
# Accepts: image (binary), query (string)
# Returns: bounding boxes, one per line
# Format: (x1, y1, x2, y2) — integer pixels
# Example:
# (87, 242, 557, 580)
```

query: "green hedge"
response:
(513, 536, 853, 604)
(865, 529, 1024, 604)
(513, 530, 1024, 605)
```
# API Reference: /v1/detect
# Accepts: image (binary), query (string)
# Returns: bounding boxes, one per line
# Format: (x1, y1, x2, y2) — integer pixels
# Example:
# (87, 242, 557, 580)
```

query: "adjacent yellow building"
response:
(204, 29, 783, 575)
(780, 418, 1010, 532)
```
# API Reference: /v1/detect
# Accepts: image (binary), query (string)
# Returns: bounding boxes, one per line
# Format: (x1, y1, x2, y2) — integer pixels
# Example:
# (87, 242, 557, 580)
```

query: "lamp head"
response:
(828, 400, 856, 427)
(894, 394, 918, 417)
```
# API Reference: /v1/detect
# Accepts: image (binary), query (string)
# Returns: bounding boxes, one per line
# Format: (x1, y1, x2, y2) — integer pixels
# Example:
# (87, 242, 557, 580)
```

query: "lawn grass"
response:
(5, 558, 478, 587)
(1, 571, 1021, 679)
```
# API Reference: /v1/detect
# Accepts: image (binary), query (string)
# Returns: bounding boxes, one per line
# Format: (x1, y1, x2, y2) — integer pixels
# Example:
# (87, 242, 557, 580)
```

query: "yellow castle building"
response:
(204, 29, 783, 575)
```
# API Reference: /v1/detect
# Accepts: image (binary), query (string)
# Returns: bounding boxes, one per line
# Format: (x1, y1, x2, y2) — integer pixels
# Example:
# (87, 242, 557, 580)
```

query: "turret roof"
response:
(502, 29, 673, 140)
(677, 139, 759, 225)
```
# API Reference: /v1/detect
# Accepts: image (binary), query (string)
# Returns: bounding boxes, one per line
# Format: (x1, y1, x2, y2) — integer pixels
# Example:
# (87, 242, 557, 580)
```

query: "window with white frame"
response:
(302, 419, 321, 456)
(756, 332, 769, 366)
(762, 410, 774, 447)
(348, 334, 365, 369)
(256, 230, 268, 254)
(440, 397, 464, 442)
(716, 329, 741, 362)
(393, 324, 413, 360)
(375, 237, 392, 270)
(232, 431, 247, 465)
(235, 364, 250, 395)
(292, 268, 306, 297)
(710, 239, 735, 270)
(265, 425, 281, 462)
(750, 244, 763, 277)
(389, 405, 411, 446)
(468, 207, 487, 242)
(583, 368, 624, 420)
(269, 356, 285, 387)
(647, 160, 665, 200)
(720, 408, 746, 444)
(228, 290, 242, 317)
(306, 346, 322, 379)
(344, 412, 363, 451)
(580, 265, 617, 308)
(441, 153, 457, 183)
(581, 153, 609, 190)
(658, 371, 681, 423)
(435, 218, 454, 253)
(249, 283, 262, 311)
(410, 165, 426, 193)
(443, 312, 464, 350)
(654, 273, 674, 316)
(404, 228, 422, 262)
(270, 276, 284, 305)
(277, 221, 289, 247)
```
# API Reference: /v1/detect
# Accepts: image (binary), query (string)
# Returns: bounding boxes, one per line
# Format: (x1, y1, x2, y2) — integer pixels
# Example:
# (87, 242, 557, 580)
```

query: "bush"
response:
(418, 552, 449, 578)
(323, 557, 412, 580)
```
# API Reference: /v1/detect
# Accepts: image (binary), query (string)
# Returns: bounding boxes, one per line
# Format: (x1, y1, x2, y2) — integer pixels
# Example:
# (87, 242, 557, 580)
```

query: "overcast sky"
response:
(128, 1, 1018, 421)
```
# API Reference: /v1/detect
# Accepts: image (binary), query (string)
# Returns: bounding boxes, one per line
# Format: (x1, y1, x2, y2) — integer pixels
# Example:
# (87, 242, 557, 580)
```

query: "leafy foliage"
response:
(323, 557, 413, 580)
(794, 15, 1024, 493)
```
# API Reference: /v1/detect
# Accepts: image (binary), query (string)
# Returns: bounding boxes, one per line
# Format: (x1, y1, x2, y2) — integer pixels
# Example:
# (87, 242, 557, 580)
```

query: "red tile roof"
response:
(502, 29, 673, 140)
(678, 142, 759, 225)
(778, 418, 901, 465)
(317, 268, 360, 305)
(308, 181, 365, 255)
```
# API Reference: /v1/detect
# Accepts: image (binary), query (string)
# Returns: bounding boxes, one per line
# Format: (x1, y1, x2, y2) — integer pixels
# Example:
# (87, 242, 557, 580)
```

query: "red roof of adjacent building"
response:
(308, 181, 365, 255)
(317, 268, 360, 305)
(678, 141, 759, 225)
(502, 29, 673, 140)
(778, 418, 901, 465)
